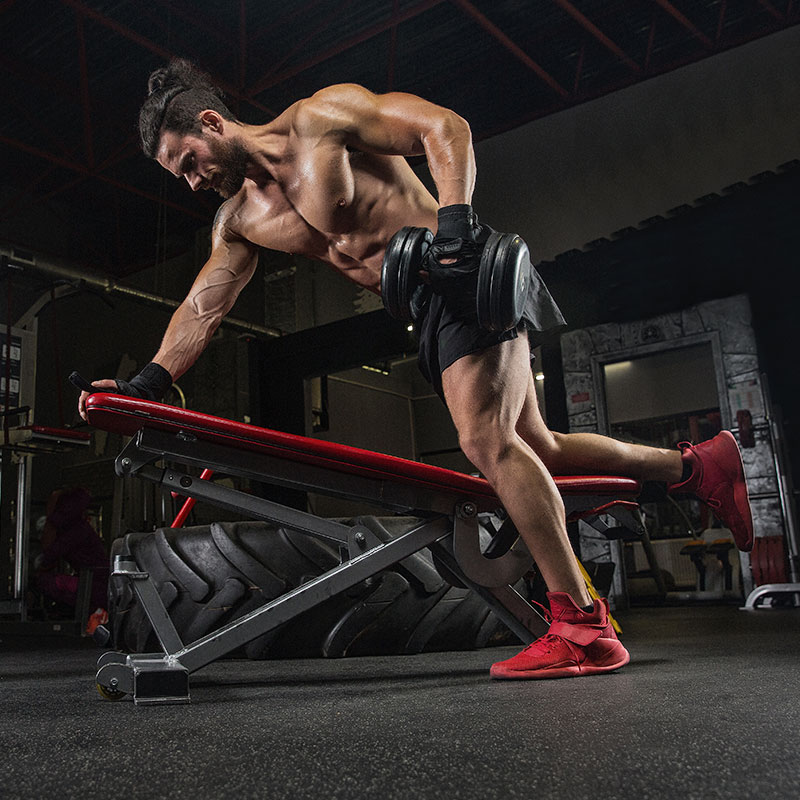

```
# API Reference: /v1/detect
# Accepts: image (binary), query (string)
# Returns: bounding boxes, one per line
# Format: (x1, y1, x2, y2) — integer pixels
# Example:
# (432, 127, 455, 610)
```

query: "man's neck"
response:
(239, 122, 287, 186)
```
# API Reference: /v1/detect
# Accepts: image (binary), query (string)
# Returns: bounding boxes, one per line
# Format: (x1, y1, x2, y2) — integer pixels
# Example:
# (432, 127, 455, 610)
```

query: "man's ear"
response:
(199, 109, 224, 134)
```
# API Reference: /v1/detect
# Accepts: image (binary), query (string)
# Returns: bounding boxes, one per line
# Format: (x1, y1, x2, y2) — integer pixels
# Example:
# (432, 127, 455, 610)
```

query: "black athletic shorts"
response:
(415, 264, 567, 400)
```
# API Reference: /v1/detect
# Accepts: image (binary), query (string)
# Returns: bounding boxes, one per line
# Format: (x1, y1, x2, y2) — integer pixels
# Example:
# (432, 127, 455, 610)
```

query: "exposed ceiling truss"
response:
(1, 0, 797, 275)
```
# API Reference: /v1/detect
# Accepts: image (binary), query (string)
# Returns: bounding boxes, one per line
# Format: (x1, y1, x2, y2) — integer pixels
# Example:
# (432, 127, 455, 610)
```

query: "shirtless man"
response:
(78, 59, 753, 680)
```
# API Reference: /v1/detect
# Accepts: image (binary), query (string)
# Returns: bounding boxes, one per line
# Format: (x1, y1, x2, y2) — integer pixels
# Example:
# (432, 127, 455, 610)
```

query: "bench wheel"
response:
(96, 682, 126, 701)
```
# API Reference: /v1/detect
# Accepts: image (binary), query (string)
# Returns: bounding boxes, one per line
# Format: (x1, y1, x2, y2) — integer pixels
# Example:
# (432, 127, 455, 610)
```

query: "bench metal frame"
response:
(89, 395, 644, 705)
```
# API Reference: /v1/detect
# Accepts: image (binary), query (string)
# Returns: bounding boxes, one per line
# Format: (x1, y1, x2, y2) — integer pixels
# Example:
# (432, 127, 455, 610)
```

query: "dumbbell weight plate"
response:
(476, 232, 531, 332)
(381, 226, 432, 322)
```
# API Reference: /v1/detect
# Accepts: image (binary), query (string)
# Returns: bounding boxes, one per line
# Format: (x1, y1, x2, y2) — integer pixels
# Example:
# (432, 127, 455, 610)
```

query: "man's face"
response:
(207, 135, 249, 199)
(156, 128, 249, 199)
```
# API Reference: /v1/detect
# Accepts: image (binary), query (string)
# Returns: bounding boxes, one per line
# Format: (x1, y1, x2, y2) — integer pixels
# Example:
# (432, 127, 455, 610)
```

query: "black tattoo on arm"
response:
(212, 201, 228, 233)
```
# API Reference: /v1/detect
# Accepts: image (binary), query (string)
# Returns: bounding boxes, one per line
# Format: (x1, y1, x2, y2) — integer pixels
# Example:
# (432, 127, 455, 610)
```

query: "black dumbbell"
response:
(380, 226, 531, 332)
(476, 230, 530, 332)
(380, 227, 432, 324)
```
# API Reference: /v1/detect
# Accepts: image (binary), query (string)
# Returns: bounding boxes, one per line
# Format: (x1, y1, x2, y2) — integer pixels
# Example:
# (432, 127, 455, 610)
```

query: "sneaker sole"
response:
(490, 649, 631, 680)
(715, 431, 754, 552)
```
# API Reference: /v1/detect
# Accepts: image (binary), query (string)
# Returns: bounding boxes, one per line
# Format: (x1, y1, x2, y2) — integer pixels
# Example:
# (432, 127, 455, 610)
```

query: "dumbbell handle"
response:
(69, 371, 96, 393)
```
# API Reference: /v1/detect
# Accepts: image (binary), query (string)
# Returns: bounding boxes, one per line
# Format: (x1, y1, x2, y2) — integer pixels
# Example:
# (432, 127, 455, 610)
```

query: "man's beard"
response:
(210, 137, 249, 199)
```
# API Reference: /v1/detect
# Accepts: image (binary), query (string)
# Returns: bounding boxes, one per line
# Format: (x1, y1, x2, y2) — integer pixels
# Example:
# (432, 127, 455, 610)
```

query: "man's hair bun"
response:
(147, 58, 224, 99)
(147, 67, 169, 97)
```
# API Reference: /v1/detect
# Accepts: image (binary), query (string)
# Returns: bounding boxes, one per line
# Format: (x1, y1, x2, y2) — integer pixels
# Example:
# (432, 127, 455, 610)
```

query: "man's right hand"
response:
(77, 362, 173, 422)
(425, 204, 481, 293)
(78, 379, 117, 422)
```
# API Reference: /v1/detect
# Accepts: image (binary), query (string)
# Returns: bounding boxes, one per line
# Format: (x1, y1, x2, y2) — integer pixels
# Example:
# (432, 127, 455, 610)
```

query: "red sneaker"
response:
(669, 431, 754, 552)
(85, 607, 108, 637)
(490, 592, 630, 680)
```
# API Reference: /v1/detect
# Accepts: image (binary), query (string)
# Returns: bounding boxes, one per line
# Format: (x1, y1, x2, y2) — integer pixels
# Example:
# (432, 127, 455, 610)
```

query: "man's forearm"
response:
(152, 300, 225, 381)
(420, 111, 476, 209)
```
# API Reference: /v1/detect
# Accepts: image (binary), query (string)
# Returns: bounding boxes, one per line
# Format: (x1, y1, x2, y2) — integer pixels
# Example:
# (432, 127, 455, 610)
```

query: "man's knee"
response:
(539, 429, 567, 467)
(457, 424, 518, 477)
(515, 422, 563, 467)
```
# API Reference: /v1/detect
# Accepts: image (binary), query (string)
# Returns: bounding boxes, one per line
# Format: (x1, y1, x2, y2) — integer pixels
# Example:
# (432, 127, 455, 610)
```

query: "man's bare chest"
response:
(229, 180, 377, 273)
(234, 184, 324, 250)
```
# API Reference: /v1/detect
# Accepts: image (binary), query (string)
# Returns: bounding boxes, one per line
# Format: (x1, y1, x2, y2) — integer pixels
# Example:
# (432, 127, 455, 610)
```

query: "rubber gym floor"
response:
(1, 603, 798, 800)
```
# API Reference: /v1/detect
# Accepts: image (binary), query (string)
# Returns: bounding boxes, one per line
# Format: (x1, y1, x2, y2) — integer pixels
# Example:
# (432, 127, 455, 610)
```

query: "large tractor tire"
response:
(108, 518, 527, 659)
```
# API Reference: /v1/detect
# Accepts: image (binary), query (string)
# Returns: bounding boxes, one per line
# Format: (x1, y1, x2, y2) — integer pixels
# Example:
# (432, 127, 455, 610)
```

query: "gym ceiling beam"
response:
(451, 0, 569, 97)
(56, 0, 276, 118)
(246, 0, 447, 97)
(551, 0, 641, 73)
(651, 0, 714, 50)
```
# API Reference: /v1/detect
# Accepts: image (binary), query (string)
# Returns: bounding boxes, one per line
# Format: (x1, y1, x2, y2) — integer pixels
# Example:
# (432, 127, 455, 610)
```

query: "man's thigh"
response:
(441, 334, 533, 431)
(417, 293, 524, 400)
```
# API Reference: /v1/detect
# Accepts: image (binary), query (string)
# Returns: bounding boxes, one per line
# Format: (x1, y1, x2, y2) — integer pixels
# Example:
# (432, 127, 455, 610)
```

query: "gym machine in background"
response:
(742, 377, 800, 609)
(1, 321, 39, 619)
(1, 262, 91, 629)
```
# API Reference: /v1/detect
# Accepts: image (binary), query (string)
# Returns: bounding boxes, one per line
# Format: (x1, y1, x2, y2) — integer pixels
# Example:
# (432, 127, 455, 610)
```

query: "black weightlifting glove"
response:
(115, 362, 173, 402)
(425, 204, 481, 296)
(436, 203, 476, 241)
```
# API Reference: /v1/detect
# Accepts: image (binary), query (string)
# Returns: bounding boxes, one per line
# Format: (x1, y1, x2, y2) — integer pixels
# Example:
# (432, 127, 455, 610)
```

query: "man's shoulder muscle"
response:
(292, 84, 376, 135)
(211, 197, 250, 243)
(208, 197, 263, 267)
(211, 201, 226, 232)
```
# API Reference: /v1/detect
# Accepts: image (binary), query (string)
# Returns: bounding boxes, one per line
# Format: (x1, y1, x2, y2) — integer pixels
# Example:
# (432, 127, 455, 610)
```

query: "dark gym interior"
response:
(2, 3, 799, 798)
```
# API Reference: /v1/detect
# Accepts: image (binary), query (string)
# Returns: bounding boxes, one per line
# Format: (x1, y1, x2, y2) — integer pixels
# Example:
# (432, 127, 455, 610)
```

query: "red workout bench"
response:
(87, 392, 644, 704)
